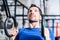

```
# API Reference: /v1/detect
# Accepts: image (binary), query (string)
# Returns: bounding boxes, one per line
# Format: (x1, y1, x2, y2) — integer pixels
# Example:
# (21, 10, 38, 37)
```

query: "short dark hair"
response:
(28, 4, 42, 17)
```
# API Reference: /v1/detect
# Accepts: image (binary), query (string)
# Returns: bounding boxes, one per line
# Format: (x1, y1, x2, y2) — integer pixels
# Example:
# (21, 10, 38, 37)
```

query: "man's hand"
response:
(9, 27, 18, 40)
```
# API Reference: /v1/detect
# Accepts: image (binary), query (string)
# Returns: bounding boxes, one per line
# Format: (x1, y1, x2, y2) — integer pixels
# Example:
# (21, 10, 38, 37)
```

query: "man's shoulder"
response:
(18, 28, 25, 32)
(18, 28, 41, 32)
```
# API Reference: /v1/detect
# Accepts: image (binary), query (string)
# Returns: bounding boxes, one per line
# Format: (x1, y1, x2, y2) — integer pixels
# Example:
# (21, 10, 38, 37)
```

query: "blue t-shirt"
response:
(14, 28, 44, 40)
(14, 28, 55, 40)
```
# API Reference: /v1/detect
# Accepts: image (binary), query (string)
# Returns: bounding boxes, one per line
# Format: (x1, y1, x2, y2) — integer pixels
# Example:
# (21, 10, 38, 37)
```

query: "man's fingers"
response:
(9, 28, 18, 36)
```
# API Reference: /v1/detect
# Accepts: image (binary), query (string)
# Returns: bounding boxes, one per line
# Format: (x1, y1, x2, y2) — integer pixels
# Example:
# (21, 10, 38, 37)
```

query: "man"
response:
(15, 4, 44, 40)
(9, 4, 55, 40)
(9, 4, 44, 40)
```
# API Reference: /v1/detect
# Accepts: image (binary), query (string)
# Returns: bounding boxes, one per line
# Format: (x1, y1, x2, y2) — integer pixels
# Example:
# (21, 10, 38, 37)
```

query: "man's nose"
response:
(31, 11, 34, 14)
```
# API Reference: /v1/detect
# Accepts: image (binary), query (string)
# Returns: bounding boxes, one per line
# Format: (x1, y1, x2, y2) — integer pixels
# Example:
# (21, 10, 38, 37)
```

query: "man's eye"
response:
(35, 10, 37, 12)
(29, 10, 32, 12)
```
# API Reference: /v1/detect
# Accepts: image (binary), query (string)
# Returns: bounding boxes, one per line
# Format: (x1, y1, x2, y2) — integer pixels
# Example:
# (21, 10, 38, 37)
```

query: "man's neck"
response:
(29, 21, 39, 28)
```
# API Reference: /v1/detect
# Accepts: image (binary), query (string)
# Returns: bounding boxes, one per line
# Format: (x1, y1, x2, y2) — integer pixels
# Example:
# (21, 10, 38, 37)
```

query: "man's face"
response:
(28, 7, 41, 21)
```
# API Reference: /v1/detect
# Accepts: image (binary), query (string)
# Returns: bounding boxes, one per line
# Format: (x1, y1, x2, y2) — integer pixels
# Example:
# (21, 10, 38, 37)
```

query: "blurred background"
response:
(0, 0, 60, 40)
